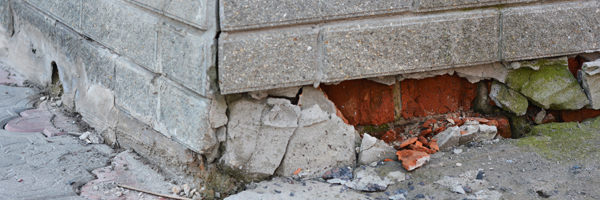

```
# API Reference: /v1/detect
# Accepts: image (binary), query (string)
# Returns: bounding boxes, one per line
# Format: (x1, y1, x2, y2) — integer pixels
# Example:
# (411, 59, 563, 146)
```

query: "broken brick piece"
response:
(460, 131, 468, 135)
(429, 141, 439, 152)
(542, 113, 555, 124)
(294, 168, 302, 176)
(414, 146, 430, 153)
(486, 115, 511, 138)
(415, 141, 423, 147)
(419, 128, 432, 137)
(381, 130, 397, 144)
(418, 136, 429, 146)
(463, 117, 488, 124)
(400, 137, 418, 148)
(396, 150, 431, 171)
(434, 126, 446, 134)
(423, 119, 437, 128)
(384, 159, 394, 162)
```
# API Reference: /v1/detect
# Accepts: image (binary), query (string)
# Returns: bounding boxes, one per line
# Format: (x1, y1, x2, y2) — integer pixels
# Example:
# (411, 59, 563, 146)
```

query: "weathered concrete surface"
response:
(502, 1, 600, 61)
(0, 85, 35, 127)
(489, 81, 528, 116)
(225, 178, 365, 200)
(357, 134, 397, 165)
(27, 0, 81, 29)
(0, 0, 12, 34)
(0, 130, 112, 199)
(277, 104, 356, 178)
(505, 57, 589, 110)
(579, 60, 600, 110)
(128, 0, 213, 29)
(219, 0, 411, 31)
(298, 86, 337, 115)
(414, 0, 535, 12)
(114, 58, 158, 125)
(432, 126, 461, 150)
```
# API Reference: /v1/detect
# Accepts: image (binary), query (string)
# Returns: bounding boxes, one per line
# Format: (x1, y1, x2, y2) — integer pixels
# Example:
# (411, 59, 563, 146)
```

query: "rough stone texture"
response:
(26, 0, 81, 29)
(502, 2, 600, 61)
(156, 79, 216, 154)
(0, 0, 12, 34)
(221, 98, 266, 174)
(218, 30, 318, 94)
(78, 42, 116, 89)
(458, 124, 497, 145)
(321, 79, 394, 126)
(220, 0, 411, 31)
(114, 58, 158, 125)
(414, 0, 534, 12)
(489, 81, 528, 116)
(358, 134, 398, 165)
(401, 74, 477, 118)
(128, 0, 211, 28)
(277, 104, 356, 178)
(209, 94, 228, 129)
(322, 11, 499, 83)
(432, 126, 461, 150)
(579, 60, 600, 110)
(224, 178, 365, 200)
(82, 0, 158, 71)
(506, 57, 590, 110)
(0, 85, 35, 127)
(231, 98, 301, 179)
(298, 86, 337, 115)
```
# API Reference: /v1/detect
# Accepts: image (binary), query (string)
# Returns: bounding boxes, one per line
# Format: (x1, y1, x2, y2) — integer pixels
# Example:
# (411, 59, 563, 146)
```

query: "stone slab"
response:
(26, 0, 81, 29)
(79, 41, 116, 89)
(114, 58, 158, 124)
(0, 85, 35, 127)
(81, 0, 157, 71)
(160, 27, 210, 95)
(156, 79, 216, 154)
(127, 0, 212, 29)
(0, 0, 12, 33)
(322, 10, 500, 83)
(580, 60, 600, 110)
(220, 0, 411, 31)
(219, 30, 319, 94)
(414, 0, 535, 12)
(502, 2, 600, 61)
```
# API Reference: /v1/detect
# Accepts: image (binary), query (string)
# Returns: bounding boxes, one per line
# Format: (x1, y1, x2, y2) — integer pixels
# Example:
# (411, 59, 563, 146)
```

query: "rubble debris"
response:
(489, 81, 528, 116)
(396, 150, 430, 171)
(358, 134, 397, 165)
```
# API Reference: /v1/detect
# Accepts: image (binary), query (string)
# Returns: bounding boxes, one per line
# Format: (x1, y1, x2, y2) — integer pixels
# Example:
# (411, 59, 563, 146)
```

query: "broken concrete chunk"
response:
(221, 98, 265, 173)
(367, 76, 396, 85)
(489, 81, 528, 116)
(358, 134, 397, 165)
(267, 86, 301, 98)
(209, 94, 228, 128)
(432, 126, 461, 150)
(277, 106, 356, 178)
(459, 124, 498, 145)
(345, 166, 394, 192)
(579, 60, 600, 110)
(298, 86, 337, 115)
(396, 150, 430, 171)
(454, 63, 508, 83)
(263, 98, 301, 128)
(298, 104, 329, 127)
(248, 90, 268, 100)
(506, 57, 589, 110)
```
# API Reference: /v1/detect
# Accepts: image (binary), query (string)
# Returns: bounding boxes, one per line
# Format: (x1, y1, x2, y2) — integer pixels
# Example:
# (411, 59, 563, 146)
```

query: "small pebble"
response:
(414, 194, 425, 198)
(290, 192, 295, 197)
(274, 190, 281, 194)
(476, 171, 485, 180)
(456, 163, 462, 167)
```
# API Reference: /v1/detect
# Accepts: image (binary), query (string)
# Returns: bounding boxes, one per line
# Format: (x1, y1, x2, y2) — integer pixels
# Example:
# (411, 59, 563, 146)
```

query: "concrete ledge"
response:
(127, 0, 213, 30)
(413, 0, 536, 12)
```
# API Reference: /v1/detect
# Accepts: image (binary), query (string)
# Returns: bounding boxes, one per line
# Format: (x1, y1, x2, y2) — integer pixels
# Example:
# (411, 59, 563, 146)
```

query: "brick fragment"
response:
(396, 150, 430, 171)
(400, 137, 418, 148)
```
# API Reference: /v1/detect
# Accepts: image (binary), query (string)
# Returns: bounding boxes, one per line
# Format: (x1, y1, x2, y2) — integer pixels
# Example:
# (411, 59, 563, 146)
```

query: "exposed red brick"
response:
(485, 115, 511, 138)
(400, 137, 418, 148)
(542, 113, 555, 124)
(423, 119, 437, 128)
(381, 130, 397, 144)
(396, 150, 430, 171)
(568, 57, 584, 78)
(321, 79, 394, 126)
(401, 74, 477, 119)
(561, 109, 600, 122)
(335, 107, 350, 125)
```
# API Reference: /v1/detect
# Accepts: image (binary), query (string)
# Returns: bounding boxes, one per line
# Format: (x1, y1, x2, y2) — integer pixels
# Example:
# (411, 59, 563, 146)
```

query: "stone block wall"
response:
(218, 0, 600, 94)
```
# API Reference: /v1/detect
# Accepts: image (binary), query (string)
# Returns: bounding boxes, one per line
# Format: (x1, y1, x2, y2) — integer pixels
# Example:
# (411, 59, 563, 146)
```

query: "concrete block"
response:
(432, 126, 461, 150)
(157, 79, 216, 154)
(82, 0, 157, 71)
(502, 2, 600, 61)
(322, 10, 500, 83)
(414, 0, 535, 12)
(114, 57, 158, 125)
(26, 0, 81, 29)
(579, 60, 600, 110)
(219, 30, 318, 94)
(220, 0, 411, 31)
(160, 27, 212, 95)
(79, 41, 116, 89)
(358, 134, 397, 165)
(128, 0, 213, 29)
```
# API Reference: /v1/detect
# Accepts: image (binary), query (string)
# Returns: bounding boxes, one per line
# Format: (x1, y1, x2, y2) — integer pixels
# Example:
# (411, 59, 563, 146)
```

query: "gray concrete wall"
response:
(218, 0, 600, 94)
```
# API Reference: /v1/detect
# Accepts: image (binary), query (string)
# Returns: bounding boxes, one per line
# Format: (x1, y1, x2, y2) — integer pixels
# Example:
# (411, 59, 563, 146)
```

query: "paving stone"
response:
(0, 130, 110, 199)
(414, 0, 535, 12)
(27, 0, 81, 29)
(218, 30, 318, 94)
(322, 10, 499, 83)
(0, 85, 35, 127)
(5, 101, 80, 137)
(0, 63, 26, 86)
(220, 0, 411, 31)
(502, 2, 600, 61)
(80, 151, 177, 200)
(81, 0, 157, 71)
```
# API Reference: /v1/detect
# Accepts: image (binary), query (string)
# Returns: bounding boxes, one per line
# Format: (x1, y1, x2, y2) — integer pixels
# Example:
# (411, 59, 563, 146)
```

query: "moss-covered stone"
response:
(506, 113, 530, 138)
(360, 123, 391, 134)
(505, 57, 589, 110)
(489, 81, 528, 116)
(515, 116, 600, 161)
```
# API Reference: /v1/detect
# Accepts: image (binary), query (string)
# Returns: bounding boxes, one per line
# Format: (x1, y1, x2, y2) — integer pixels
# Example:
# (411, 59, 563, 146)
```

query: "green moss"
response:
(505, 67, 534, 92)
(515, 118, 600, 161)
(361, 123, 390, 134)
